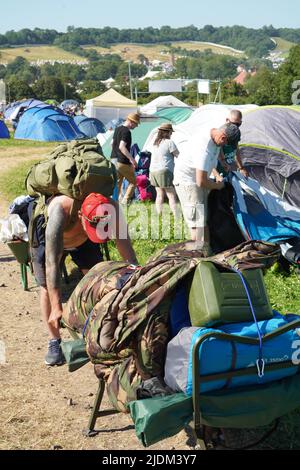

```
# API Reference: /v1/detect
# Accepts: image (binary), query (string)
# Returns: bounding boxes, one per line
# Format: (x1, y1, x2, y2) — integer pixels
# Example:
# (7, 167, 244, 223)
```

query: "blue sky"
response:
(1, 0, 300, 33)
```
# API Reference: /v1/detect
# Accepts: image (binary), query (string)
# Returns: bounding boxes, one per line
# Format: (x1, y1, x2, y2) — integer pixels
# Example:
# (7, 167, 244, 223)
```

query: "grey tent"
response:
(239, 106, 300, 208)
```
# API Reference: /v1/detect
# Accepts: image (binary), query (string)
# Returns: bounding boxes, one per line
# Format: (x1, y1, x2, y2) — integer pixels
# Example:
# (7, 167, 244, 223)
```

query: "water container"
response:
(188, 261, 273, 327)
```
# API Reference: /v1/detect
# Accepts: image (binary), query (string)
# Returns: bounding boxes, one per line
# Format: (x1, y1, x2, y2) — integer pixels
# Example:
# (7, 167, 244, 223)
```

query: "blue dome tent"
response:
(73, 115, 106, 138)
(14, 105, 85, 142)
(0, 120, 10, 138)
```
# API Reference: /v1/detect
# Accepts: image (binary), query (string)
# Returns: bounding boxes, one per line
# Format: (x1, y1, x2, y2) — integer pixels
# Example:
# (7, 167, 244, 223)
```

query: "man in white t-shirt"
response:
(174, 123, 241, 253)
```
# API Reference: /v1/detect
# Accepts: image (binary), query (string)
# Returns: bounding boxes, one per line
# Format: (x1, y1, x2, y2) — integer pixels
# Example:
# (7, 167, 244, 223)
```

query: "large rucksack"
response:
(26, 138, 117, 201)
(25, 138, 117, 246)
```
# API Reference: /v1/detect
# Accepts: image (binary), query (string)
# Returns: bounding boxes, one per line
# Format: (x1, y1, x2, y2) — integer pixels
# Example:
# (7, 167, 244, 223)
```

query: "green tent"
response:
(154, 106, 193, 124)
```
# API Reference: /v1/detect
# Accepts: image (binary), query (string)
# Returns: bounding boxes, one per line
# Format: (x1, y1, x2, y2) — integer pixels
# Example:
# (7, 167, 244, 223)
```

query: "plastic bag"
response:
(0, 214, 29, 243)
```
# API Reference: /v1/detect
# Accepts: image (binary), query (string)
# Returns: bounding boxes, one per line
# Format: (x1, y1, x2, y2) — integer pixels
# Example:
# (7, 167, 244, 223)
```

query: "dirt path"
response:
(0, 147, 193, 451)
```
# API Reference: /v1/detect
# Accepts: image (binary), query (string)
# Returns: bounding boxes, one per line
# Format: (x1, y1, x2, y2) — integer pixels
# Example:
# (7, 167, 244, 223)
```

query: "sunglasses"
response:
(82, 213, 112, 227)
(229, 120, 242, 127)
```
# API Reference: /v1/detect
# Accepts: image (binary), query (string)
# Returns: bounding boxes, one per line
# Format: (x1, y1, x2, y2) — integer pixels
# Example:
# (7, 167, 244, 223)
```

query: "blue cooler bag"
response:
(164, 312, 300, 395)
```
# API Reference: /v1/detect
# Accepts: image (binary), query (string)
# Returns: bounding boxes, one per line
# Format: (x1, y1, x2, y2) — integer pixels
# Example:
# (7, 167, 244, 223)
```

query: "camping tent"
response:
(154, 106, 193, 124)
(14, 105, 84, 142)
(4, 99, 44, 121)
(142, 103, 258, 155)
(85, 89, 137, 125)
(101, 116, 172, 159)
(140, 95, 190, 115)
(239, 106, 300, 209)
(73, 115, 106, 138)
(0, 120, 9, 139)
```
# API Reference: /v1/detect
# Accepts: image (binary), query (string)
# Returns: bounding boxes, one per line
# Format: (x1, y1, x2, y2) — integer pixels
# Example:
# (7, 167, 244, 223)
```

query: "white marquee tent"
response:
(85, 88, 137, 125)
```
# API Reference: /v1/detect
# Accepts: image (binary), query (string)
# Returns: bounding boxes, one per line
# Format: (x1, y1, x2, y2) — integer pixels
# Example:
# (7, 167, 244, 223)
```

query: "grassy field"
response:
(83, 41, 245, 62)
(0, 45, 84, 64)
(1, 157, 299, 313)
(271, 37, 296, 52)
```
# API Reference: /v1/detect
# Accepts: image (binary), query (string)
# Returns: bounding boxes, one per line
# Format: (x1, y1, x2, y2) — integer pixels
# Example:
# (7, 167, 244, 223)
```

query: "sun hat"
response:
(158, 123, 174, 132)
(81, 193, 112, 243)
(127, 113, 141, 125)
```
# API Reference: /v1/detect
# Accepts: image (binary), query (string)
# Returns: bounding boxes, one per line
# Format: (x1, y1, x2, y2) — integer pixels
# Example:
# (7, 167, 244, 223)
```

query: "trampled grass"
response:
(0, 45, 84, 64)
(83, 40, 244, 63)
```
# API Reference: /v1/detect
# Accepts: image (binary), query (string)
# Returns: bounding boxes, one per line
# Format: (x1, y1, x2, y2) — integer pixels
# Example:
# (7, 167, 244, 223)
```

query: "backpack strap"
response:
(28, 195, 48, 248)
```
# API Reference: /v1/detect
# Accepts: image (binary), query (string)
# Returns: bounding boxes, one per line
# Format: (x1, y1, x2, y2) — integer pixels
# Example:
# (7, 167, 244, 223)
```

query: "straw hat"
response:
(127, 113, 141, 125)
(158, 123, 174, 132)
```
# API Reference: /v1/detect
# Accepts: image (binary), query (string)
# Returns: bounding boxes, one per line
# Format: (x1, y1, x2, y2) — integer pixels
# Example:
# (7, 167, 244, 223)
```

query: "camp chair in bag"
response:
(7, 240, 69, 291)
(7, 240, 35, 291)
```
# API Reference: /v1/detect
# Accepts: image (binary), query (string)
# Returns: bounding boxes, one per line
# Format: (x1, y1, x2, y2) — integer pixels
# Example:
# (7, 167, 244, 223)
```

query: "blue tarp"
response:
(73, 115, 106, 138)
(231, 174, 300, 244)
(14, 105, 85, 142)
(0, 120, 10, 139)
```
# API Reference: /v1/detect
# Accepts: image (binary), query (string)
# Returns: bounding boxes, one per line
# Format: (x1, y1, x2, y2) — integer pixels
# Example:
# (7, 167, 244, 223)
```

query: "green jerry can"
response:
(188, 261, 273, 327)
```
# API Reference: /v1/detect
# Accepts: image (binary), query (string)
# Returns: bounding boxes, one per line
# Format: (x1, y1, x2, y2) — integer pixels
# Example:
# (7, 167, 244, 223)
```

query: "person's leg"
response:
(121, 164, 136, 202)
(31, 244, 64, 365)
(165, 187, 180, 217)
(40, 286, 60, 340)
(155, 187, 165, 215)
(116, 166, 124, 202)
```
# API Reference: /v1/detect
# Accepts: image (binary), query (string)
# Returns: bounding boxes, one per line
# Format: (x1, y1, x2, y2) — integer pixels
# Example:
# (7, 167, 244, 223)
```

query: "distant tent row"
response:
(14, 105, 85, 142)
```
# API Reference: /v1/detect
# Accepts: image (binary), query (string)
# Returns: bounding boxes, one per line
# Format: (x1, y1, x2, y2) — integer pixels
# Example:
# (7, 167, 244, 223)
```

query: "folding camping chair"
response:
(60, 241, 117, 437)
(7, 240, 110, 292)
(191, 318, 300, 449)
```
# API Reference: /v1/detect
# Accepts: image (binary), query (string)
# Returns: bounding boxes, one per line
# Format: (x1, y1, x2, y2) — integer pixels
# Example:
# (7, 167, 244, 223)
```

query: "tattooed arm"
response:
(45, 202, 66, 329)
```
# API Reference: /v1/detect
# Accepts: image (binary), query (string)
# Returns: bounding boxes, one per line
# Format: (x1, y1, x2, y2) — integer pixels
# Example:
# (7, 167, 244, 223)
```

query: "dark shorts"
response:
(31, 238, 103, 288)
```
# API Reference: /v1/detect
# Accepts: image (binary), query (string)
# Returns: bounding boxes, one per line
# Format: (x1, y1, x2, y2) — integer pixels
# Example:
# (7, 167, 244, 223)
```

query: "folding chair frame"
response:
(192, 318, 300, 450)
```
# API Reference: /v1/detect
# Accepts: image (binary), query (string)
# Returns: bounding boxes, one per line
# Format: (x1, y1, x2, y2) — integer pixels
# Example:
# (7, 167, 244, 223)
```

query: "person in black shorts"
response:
(29, 192, 138, 366)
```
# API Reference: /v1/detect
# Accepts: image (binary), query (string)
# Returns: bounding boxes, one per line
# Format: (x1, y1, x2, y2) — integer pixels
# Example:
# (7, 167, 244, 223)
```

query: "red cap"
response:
(81, 193, 112, 243)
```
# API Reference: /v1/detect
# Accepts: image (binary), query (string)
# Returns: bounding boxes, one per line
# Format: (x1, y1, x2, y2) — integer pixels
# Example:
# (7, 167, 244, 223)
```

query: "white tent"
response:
(143, 103, 258, 157)
(85, 89, 137, 125)
(139, 95, 190, 115)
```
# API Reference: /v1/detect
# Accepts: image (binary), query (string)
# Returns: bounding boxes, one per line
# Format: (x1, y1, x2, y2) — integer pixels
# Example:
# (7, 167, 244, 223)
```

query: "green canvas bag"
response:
(25, 138, 117, 201)
(61, 338, 90, 372)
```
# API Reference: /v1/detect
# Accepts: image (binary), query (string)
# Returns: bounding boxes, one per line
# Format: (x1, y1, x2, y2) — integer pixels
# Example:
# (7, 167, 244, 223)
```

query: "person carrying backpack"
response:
(26, 139, 138, 366)
(31, 192, 138, 366)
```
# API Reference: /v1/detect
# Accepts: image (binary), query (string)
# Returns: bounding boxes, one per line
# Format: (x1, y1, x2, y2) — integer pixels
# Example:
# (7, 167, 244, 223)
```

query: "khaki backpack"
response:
(26, 138, 117, 200)
(25, 138, 117, 246)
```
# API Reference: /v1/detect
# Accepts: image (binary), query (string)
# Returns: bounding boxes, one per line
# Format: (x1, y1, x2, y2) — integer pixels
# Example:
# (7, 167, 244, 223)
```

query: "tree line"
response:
(1, 25, 300, 58)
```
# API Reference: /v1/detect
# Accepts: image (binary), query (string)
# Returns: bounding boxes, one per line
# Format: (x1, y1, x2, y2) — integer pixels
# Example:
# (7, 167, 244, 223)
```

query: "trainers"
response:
(44, 339, 65, 366)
